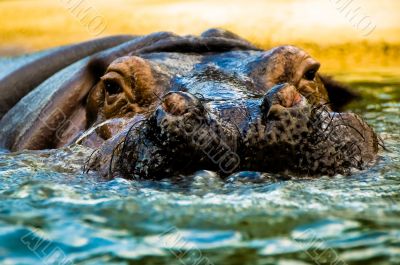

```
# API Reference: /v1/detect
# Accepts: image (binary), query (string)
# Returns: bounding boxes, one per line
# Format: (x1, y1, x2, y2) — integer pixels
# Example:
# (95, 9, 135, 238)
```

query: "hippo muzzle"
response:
(244, 83, 378, 176)
(87, 81, 378, 179)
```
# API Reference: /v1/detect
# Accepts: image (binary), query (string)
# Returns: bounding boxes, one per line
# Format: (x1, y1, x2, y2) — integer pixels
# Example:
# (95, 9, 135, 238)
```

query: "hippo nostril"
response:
(265, 104, 286, 121)
(261, 83, 306, 122)
(261, 83, 287, 114)
(161, 91, 199, 116)
(162, 93, 189, 115)
(262, 84, 304, 111)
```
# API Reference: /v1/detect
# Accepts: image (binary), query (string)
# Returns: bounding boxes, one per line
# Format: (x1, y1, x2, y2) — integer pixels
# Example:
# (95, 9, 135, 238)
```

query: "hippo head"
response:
(84, 31, 378, 179)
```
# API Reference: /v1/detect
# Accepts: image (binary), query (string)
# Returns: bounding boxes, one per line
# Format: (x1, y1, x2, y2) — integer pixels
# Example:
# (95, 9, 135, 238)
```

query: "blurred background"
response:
(0, 0, 399, 72)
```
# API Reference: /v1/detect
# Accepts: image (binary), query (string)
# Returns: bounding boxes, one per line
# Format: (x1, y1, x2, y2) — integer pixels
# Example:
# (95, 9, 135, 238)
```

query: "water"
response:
(0, 71, 399, 265)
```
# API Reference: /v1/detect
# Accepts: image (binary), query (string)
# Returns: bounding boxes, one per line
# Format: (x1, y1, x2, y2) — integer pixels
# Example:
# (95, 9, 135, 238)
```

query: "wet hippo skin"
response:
(0, 29, 378, 179)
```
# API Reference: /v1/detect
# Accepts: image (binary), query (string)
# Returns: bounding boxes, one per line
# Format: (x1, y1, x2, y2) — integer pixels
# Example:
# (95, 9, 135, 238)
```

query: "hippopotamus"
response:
(0, 29, 378, 180)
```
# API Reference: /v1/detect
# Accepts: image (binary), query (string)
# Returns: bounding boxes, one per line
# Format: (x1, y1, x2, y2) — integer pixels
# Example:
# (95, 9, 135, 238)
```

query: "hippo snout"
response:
(243, 83, 379, 175)
(88, 86, 379, 179)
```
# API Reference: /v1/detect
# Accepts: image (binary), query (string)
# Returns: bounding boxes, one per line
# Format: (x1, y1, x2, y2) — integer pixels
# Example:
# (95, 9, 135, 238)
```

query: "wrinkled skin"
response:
(83, 30, 378, 179)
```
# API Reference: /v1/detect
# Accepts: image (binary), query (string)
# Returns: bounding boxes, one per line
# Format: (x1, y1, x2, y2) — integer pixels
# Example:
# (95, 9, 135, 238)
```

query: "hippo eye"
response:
(104, 80, 122, 95)
(304, 69, 317, 81)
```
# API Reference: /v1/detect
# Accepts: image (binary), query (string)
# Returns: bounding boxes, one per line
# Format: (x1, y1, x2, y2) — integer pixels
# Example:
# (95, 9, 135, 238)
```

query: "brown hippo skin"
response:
(0, 29, 378, 179)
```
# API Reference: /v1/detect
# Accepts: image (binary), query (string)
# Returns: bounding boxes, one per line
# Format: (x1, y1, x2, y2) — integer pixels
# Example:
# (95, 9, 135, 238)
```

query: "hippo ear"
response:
(202, 28, 246, 40)
(319, 74, 359, 111)
(201, 28, 255, 46)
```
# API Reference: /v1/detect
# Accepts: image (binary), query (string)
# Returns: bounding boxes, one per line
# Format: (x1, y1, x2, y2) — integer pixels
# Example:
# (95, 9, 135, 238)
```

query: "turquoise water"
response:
(0, 71, 399, 265)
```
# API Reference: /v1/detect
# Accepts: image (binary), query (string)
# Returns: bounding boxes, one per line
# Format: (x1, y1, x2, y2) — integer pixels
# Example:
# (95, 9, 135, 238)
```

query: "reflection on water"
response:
(0, 72, 399, 265)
